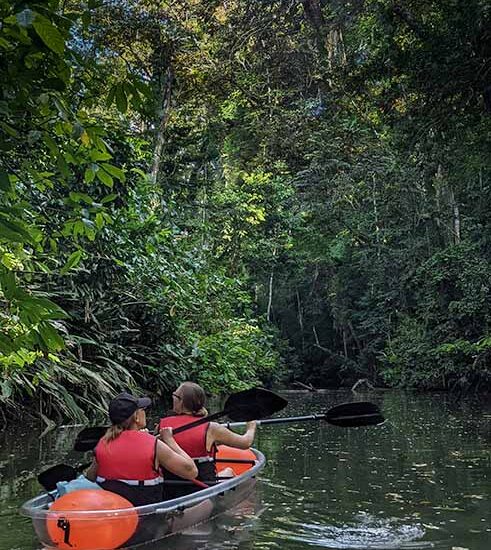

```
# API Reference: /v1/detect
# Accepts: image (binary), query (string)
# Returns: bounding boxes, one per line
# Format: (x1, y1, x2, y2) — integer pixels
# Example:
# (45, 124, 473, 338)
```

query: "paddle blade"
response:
(38, 464, 77, 492)
(324, 401, 384, 427)
(74, 426, 108, 452)
(224, 388, 288, 421)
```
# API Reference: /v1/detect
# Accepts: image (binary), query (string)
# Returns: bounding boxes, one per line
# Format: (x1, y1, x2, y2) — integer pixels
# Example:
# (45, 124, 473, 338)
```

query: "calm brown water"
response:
(0, 390, 489, 550)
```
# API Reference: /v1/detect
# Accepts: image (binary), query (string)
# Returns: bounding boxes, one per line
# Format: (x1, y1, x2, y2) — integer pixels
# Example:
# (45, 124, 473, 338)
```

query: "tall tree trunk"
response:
(302, 1, 346, 67)
(150, 43, 173, 185)
(267, 269, 274, 322)
(372, 175, 380, 256)
(267, 248, 277, 322)
(302, 0, 327, 55)
(296, 289, 305, 352)
(450, 189, 461, 244)
(434, 163, 443, 241)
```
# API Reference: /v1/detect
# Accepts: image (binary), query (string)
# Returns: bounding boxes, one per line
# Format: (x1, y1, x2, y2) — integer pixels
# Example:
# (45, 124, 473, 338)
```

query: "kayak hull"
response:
(21, 448, 265, 550)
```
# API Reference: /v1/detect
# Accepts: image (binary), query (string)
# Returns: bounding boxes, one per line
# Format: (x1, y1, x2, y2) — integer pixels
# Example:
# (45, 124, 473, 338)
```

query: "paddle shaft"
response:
(224, 412, 383, 428)
(225, 414, 322, 428)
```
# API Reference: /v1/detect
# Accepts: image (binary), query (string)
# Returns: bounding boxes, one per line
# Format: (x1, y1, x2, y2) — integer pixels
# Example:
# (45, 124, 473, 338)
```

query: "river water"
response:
(0, 390, 489, 550)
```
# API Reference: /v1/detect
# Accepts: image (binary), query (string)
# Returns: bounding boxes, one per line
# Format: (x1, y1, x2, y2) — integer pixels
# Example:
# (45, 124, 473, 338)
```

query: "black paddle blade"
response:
(224, 388, 288, 421)
(38, 464, 77, 492)
(324, 401, 384, 427)
(74, 426, 108, 452)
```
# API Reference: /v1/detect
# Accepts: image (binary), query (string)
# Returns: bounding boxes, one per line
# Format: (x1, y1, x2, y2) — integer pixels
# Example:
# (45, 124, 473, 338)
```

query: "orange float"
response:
(46, 489, 138, 550)
(215, 445, 256, 475)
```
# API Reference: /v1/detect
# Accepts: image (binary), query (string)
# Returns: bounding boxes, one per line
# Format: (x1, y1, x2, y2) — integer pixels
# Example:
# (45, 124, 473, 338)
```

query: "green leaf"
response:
(69, 191, 93, 204)
(0, 121, 19, 138)
(0, 170, 12, 192)
(0, 37, 11, 50)
(84, 166, 96, 183)
(95, 212, 104, 229)
(106, 85, 117, 108)
(115, 85, 128, 113)
(57, 155, 70, 178)
(60, 249, 83, 274)
(90, 150, 112, 162)
(73, 220, 85, 238)
(96, 169, 113, 188)
(101, 193, 117, 204)
(43, 134, 58, 156)
(0, 334, 15, 355)
(33, 14, 65, 55)
(38, 322, 65, 351)
(101, 163, 126, 182)
(0, 217, 34, 244)
(23, 296, 68, 320)
(0, 271, 18, 300)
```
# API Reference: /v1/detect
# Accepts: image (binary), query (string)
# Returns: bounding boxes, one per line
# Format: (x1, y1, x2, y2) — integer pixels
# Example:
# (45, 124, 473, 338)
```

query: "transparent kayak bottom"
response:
(21, 448, 265, 550)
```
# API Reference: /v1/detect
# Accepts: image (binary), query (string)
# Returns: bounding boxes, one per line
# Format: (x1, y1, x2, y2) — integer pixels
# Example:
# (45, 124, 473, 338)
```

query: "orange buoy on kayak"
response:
(215, 445, 256, 475)
(46, 489, 138, 550)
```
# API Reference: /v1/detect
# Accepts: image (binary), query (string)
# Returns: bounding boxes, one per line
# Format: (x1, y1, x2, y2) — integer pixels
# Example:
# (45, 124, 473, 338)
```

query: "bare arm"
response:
(209, 421, 256, 449)
(157, 429, 198, 480)
(158, 427, 193, 460)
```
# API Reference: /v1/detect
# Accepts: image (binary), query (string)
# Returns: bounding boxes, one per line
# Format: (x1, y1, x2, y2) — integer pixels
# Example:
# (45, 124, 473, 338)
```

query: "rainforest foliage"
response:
(0, 0, 490, 420)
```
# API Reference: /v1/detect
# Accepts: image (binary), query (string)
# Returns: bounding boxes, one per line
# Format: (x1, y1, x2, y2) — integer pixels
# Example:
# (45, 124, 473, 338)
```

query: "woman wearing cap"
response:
(87, 392, 198, 506)
(159, 382, 256, 493)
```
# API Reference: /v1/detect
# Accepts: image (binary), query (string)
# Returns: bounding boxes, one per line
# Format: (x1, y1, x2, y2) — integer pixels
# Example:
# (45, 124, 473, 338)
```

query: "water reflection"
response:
(128, 490, 265, 550)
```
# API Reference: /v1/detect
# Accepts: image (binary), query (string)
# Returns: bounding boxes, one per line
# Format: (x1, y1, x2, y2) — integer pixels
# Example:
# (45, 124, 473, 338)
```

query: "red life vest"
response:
(159, 415, 214, 458)
(95, 430, 161, 482)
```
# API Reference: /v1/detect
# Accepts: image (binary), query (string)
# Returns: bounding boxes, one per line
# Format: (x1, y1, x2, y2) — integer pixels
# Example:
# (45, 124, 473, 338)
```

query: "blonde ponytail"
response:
(102, 415, 134, 443)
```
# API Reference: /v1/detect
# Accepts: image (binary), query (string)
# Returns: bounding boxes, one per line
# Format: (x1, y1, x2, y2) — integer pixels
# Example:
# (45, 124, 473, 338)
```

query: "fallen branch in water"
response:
(292, 381, 317, 392)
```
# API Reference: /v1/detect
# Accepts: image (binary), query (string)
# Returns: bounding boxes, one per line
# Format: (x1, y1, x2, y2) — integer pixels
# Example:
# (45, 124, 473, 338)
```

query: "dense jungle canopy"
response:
(0, 0, 490, 421)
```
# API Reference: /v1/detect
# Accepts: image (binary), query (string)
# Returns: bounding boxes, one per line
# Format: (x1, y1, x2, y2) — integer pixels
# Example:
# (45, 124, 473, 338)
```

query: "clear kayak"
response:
(21, 447, 265, 550)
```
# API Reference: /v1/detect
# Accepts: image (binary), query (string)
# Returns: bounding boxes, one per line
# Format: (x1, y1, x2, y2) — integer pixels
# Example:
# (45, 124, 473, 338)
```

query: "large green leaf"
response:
(0, 170, 12, 192)
(101, 163, 126, 182)
(0, 219, 32, 244)
(96, 169, 113, 188)
(38, 322, 65, 351)
(60, 249, 83, 274)
(33, 14, 65, 55)
(115, 85, 128, 113)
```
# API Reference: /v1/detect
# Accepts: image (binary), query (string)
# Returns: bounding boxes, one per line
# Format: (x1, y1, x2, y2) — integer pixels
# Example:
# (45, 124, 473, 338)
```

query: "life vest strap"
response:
(96, 476, 163, 486)
(194, 456, 214, 463)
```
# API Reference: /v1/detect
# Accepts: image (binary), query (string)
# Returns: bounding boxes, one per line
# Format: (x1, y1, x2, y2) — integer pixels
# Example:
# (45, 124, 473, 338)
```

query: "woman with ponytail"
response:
(87, 392, 197, 506)
(159, 382, 256, 495)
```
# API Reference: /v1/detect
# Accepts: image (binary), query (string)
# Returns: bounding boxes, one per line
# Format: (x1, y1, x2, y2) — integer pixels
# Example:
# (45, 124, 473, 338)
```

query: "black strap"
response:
(57, 518, 72, 547)
(153, 436, 164, 476)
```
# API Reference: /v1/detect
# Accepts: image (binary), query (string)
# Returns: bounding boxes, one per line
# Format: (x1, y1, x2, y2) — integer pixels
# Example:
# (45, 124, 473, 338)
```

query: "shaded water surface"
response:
(0, 391, 489, 550)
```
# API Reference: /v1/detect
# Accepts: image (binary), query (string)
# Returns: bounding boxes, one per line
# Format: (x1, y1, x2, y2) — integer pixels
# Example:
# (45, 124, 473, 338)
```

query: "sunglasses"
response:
(172, 393, 182, 400)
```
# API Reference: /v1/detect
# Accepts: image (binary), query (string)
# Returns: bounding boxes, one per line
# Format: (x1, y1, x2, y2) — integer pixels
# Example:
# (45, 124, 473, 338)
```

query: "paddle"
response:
(37, 462, 92, 492)
(73, 387, 288, 452)
(224, 401, 384, 429)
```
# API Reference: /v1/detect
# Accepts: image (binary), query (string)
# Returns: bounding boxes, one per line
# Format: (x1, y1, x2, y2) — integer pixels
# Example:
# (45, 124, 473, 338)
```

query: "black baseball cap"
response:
(109, 392, 152, 424)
